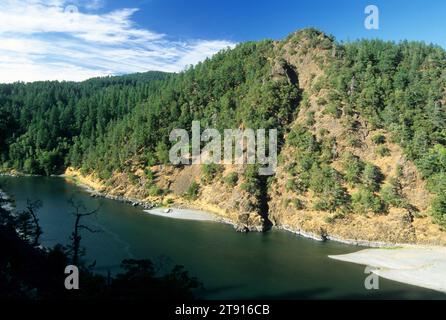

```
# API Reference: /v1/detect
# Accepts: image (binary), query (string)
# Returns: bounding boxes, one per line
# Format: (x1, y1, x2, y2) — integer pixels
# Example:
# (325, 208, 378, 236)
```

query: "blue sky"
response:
(0, 0, 445, 83)
(128, 0, 446, 46)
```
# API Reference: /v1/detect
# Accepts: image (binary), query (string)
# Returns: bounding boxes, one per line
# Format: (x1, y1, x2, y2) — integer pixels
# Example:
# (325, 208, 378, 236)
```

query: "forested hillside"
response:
(322, 39, 446, 227)
(0, 71, 171, 175)
(1, 29, 446, 244)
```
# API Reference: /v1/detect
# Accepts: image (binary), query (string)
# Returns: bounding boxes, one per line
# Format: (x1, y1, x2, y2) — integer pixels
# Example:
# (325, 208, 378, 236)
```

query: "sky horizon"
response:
(1, 0, 445, 83)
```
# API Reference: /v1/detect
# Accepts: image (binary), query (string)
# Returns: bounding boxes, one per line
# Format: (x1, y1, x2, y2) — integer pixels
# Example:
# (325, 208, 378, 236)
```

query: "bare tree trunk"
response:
(68, 199, 100, 266)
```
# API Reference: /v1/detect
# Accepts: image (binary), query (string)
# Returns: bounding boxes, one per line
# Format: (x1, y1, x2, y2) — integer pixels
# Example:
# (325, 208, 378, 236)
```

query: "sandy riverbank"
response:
(329, 246, 446, 293)
(144, 208, 218, 222)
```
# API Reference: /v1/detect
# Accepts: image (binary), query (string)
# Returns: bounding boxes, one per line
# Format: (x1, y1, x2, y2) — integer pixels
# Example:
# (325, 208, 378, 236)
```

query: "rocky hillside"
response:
(61, 29, 446, 244)
(2, 28, 446, 245)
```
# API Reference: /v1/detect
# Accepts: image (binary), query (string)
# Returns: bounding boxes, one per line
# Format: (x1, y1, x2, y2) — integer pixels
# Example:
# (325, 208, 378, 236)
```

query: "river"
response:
(0, 176, 444, 299)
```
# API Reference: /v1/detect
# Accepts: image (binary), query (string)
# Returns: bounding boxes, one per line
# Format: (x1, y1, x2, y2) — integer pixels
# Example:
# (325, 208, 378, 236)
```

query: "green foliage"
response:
(361, 163, 384, 192)
(416, 144, 446, 179)
(341, 152, 364, 185)
(148, 185, 164, 197)
(1, 72, 171, 175)
(381, 183, 406, 208)
(3, 32, 446, 226)
(223, 172, 238, 187)
(240, 165, 261, 196)
(347, 135, 362, 148)
(352, 188, 386, 214)
(376, 145, 391, 157)
(201, 164, 223, 185)
(320, 136, 338, 162)
(305, 111, 315, 126)
(430, 194, 446, 227)
(323, 39, 446, 223)
(184, 181, 200, 200)
(127, 171, 139, 185)
(426, 173, 446, 194)
(285, 179, 297, 192)
(372, 134, 386, 145)
(288, 125, 320, 153)
(310, 165, 350, 212)
(293, 198, 305, 210)
(324, 102, 342, 118)
(0, 41, 301, 178)
(145, 168, 154, 183)
(155, 142, 170, 165)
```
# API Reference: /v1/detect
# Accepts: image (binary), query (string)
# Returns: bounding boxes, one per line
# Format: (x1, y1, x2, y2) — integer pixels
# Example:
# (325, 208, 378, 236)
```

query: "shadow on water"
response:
(1, 176, 446, 300)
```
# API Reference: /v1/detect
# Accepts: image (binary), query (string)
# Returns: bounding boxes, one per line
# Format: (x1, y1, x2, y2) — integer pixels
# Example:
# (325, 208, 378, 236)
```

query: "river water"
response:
(0, 176, 444, 299)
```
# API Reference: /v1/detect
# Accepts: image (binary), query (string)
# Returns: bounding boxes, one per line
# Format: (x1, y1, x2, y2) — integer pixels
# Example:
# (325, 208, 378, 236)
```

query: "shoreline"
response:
(276, 225, 405, 248)
(3, 174, 446, 294)
(2, 172, 422, 248)
(329, 246, 446, 294)
(58, 173, 417, 247)
(144, 207, 218, 222)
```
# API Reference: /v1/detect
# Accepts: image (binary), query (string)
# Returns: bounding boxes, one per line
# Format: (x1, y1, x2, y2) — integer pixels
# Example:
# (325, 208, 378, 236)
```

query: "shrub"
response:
(320, 136, 337, 162)
(376, 145, 391, 157)
(287, 125, 320, 152)
(184, 181, 200, 200)
(426, 173, 446, 194)
(313, 184, 350, 212)
(342, 152, 364, 185)
(324, 103, 342, 118)
(240, 165, 261, 196)
(361, 163, 384, 192)
(99, 168, 112, 180)
(201, 164, 223, 184)
(148, 185, 163, 197)
(155, 142, 170, 164)
(347, 136, 362, 148)
(316, 97, 327, 106)
(416, 144, 446, 179)
(310, 165, 350, 212)
(285, 179, 297, 192)
(352, 189, 386, 214)
(318, 128, 329, 137)
(430, 194, 446, 227)
(128, 172, 139, 185)
(223, 172, 238, 187)
(145, 168, 154, 183)
(372, 134, 386, 145)
(325, 212, 345, 224)
(381, 177, 406, 208)
(305, 111, 315, 126)
(301, 92, 310, 109)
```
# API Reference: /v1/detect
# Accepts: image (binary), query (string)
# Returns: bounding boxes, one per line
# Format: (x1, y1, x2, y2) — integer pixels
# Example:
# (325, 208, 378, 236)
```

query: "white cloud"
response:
(0, 0, 236, 83)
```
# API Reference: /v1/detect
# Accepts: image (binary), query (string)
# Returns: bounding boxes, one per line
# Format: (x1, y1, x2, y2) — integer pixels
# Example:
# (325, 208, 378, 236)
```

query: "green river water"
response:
(0, 176, 444, 300)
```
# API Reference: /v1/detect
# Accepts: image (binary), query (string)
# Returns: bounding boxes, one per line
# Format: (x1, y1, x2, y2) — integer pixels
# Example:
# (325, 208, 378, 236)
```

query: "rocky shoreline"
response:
(58, 173, 245, 231)
(61, 174, 400, 247)
(0, 173, 423, 248)
(278, 225, 404, 248)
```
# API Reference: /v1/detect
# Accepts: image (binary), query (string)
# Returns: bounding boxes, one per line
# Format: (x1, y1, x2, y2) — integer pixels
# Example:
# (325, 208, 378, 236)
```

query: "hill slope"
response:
(2, 29, 446, 245)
